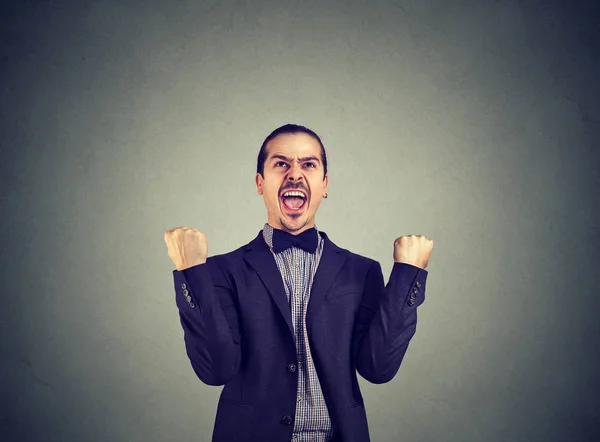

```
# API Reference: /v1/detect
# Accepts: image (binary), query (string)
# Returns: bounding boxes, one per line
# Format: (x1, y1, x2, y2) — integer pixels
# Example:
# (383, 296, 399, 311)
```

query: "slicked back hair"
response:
(256, 124, 328, 179)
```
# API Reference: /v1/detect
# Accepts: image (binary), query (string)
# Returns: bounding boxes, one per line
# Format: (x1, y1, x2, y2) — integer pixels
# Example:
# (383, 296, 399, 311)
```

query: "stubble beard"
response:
(280, 217, 307, 232)
(279, 213, 312, 233)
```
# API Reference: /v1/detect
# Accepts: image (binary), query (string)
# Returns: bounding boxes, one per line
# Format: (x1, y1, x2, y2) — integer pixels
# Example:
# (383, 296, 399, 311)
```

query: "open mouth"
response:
(280, 190, 307, 213)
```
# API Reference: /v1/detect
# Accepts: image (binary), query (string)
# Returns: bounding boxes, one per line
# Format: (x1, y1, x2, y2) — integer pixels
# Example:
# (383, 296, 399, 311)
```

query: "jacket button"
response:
(416, 281, 422, 288)
(287, 364, 297, 372)
(282, 415, 293, 425)
(181, 283, 187, 289)
(408, 298, 415, 306)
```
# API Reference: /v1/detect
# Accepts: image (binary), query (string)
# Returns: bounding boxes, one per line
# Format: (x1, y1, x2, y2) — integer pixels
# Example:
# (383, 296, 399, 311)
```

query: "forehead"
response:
(265, 133, 321, 159)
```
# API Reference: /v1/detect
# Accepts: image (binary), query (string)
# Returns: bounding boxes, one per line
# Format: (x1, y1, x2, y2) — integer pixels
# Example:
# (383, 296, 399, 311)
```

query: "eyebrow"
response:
(269, 155, 321, 164)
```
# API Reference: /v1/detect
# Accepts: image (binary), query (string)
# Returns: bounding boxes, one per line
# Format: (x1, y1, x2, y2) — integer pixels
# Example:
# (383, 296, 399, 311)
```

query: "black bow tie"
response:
(272, 227, 318, 254)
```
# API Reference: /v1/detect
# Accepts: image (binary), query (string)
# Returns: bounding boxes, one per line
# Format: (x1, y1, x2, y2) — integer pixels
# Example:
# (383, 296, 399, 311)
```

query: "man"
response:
(164, 124, 434, 442)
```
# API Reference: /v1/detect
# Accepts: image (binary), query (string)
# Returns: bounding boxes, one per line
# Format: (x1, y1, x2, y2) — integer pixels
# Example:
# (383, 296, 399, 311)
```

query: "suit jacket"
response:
(172, 229, 428, 442)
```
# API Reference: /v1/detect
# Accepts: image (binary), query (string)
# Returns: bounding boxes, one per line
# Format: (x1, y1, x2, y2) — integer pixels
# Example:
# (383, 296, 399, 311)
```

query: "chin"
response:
(280, 217, 307, 231)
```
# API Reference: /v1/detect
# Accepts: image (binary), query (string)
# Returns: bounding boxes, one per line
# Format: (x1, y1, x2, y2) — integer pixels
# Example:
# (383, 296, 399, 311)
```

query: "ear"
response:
(323, 174, 328, 194)
(255, 173, 264, 195)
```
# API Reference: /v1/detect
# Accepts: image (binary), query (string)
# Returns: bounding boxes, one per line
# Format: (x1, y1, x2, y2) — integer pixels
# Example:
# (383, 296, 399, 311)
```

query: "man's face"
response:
(255, 132, 328, 234)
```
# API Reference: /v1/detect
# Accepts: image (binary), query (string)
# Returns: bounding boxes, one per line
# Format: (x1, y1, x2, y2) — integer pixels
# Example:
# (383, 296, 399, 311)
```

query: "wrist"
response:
(393, 259, 425, 270)
(177, 258, 207, 271)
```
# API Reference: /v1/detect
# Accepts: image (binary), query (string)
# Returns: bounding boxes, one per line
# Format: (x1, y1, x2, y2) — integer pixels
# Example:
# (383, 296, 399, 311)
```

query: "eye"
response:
(305, 162, 315, 168)
(275, 161, 288, 167)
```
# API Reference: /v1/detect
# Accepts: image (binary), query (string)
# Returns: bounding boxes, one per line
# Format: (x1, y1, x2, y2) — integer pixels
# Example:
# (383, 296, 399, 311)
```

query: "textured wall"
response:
(1, 0, 599, 441)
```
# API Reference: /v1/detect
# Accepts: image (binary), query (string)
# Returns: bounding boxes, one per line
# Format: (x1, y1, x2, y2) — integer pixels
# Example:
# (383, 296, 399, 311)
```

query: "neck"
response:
(268, 221, 316, 235)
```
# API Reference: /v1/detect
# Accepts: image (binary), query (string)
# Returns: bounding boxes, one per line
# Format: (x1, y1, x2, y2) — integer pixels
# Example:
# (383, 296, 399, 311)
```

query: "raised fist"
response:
(164, 226, 208, 271)
(393, 235, 434, 269)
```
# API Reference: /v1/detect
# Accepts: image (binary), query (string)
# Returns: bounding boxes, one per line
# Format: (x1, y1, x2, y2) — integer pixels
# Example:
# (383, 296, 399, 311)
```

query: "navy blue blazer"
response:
(172, 229, 428, 442)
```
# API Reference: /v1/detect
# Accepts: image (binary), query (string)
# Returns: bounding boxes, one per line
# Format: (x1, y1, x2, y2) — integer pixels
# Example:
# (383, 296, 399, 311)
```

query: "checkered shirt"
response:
(262, 223, 334, 442)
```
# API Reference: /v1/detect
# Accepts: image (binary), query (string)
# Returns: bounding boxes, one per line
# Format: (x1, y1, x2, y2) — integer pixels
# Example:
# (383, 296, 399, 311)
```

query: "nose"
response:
(286, 162, 304, 182)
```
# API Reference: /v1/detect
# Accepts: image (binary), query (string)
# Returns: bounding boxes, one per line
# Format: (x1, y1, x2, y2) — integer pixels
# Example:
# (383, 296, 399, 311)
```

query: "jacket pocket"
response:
(326, 284, 362, 301)
(218, 397, 254, 410)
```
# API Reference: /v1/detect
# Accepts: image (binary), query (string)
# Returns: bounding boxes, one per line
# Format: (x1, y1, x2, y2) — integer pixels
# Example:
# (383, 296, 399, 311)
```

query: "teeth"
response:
(283, 191, 306, 198)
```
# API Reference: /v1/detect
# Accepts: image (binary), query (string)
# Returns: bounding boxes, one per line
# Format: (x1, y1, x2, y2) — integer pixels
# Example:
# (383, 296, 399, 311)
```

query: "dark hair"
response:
(256, 124, 328, 179)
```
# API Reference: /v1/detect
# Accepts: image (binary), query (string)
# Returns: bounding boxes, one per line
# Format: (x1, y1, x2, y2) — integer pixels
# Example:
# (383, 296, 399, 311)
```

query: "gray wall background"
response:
(1, 0, 599, 441)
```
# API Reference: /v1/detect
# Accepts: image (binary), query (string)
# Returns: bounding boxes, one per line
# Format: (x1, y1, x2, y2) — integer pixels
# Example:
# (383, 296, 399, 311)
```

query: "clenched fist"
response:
(164, 226, 208, 271)
(393, 235, 434, 269)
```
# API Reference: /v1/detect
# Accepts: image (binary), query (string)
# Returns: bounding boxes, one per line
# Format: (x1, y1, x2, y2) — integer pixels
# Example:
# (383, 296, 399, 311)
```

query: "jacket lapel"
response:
(243, 232, 294, 337)
(306, 231, 348, 323)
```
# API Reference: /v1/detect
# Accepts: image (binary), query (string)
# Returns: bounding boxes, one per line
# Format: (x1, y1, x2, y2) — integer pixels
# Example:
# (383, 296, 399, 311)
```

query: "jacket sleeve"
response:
(172, 257, 241, 386)
(352, 260, 428, 384)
